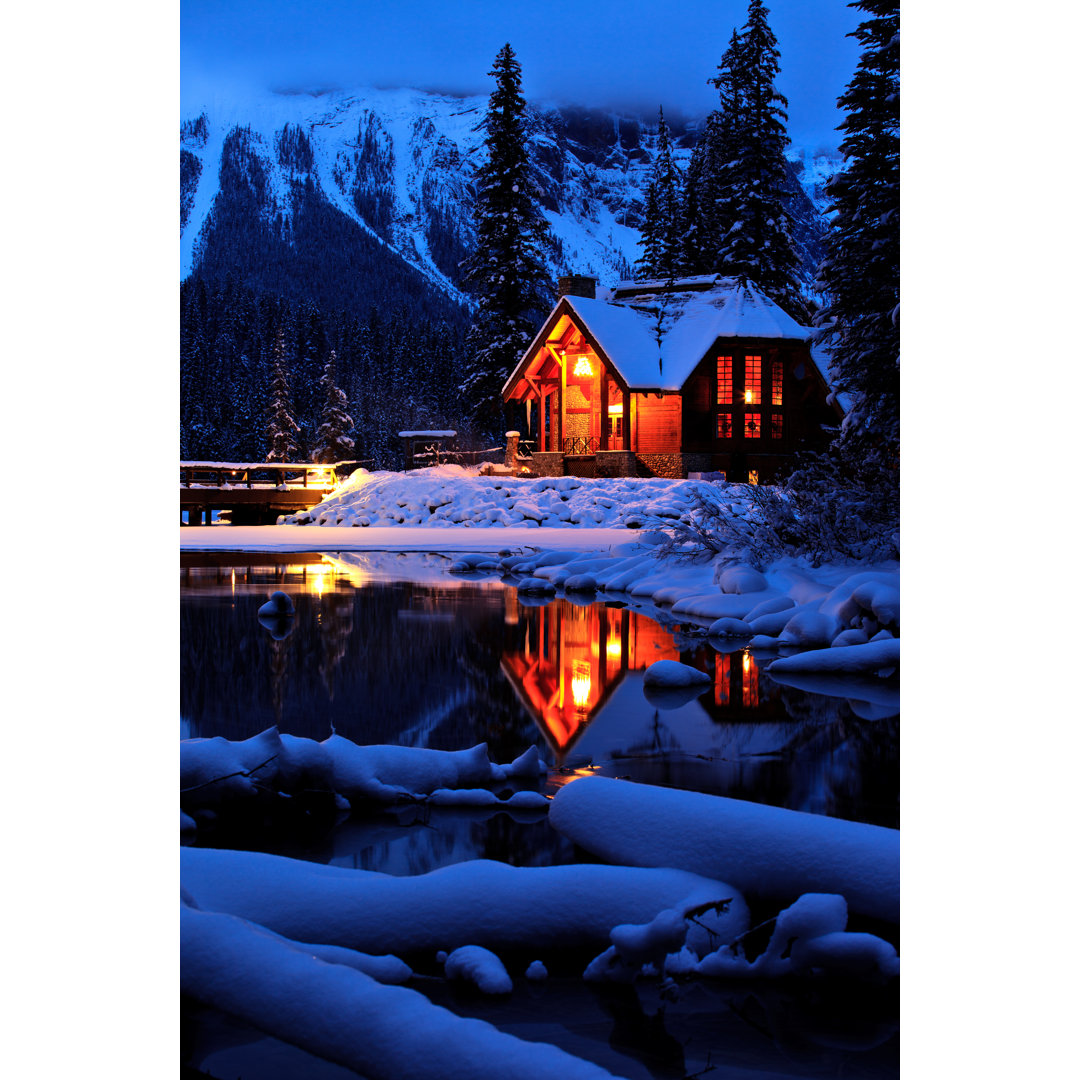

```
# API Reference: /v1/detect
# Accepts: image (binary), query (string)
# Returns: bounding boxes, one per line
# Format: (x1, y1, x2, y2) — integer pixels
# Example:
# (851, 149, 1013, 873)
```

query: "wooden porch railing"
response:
(561, 436, 601, 456)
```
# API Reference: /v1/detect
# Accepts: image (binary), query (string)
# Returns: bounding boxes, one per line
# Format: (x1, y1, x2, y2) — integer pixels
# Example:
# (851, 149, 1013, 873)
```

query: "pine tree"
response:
(681, 110, 724, 274)
(814, 0, 899, 449)
(708, 2, 806, 318)
(461, 43, 552, 437)
(312, 349, 355, 464)
(635, 108, 682, 280)
(265, 329, 302, 461)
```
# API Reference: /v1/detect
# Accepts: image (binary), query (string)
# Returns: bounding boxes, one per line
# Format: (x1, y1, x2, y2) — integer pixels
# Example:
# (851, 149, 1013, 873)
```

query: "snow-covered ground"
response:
(181, 468, 899, 1076)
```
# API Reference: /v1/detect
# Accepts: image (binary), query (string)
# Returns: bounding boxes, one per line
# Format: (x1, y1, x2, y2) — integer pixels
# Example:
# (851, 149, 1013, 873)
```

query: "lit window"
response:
(745, 413, 761, 438)
(573, 356, 593, 377)
(770, 414, 783, 439)
(744, 356, 761, 404)
(717, 412, 733, 438)
(716, 357, 732, 404)
(771, 360, 783, 405)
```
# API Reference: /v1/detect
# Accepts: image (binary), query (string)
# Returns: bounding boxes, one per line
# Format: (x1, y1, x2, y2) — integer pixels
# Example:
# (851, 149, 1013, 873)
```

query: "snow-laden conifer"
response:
(814, 0, 899, 450)
(265, 330, 302, 462)
(460, 44, 552, 437)
(709, 3, 805, 319)
(311, 349, 355, 464)
(635, 108, 682, 280)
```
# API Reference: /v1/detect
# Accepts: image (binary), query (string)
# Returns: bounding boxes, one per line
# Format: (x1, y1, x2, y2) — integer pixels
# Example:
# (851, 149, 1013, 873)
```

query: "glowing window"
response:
(770, 414, 783, 439)
(771, 360, 783, 405)
(573, 356, 593, 377)
(748, 469, 759, 485)
(717, 412, 733, 439)
(745, 413, 761, 438)
(744, 356, 761, 404)
(716, 357, 732, 404)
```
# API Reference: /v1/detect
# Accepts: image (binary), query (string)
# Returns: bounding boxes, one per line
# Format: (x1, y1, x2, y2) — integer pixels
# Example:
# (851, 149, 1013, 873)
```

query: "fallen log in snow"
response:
(549, 776, 899, 923)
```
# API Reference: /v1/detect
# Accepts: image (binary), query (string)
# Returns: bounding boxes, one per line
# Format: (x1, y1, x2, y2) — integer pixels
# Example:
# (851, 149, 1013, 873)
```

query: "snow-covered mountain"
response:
(180, 84, 842, 312)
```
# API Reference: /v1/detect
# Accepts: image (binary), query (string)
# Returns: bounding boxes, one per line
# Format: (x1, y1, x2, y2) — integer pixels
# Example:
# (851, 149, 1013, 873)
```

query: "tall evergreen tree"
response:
(312, 349, 355, 464)
(636, 108, 683, 280)
(461, 43, 552, 436)
(814, 0, 899, 449)
(707, 2, 806, 318)
(266, 329, 302, 461)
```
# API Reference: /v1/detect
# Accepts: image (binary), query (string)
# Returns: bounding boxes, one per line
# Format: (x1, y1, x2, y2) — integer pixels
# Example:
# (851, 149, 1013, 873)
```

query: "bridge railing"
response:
(180, 461, 361, 490)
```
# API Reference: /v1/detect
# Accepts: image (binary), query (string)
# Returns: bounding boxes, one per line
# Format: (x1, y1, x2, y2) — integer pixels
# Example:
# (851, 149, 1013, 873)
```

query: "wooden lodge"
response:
(502, 274, 843, 483)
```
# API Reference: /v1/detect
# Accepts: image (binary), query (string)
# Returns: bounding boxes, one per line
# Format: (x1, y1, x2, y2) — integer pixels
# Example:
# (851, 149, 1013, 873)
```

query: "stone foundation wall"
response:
(596, 451, 638, 478)
(529, 452, 565, 477)
(634, 453, 687, 479)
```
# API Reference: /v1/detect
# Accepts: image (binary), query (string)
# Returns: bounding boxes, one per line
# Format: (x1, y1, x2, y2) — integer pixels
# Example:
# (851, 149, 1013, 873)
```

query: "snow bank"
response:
(284, 471, 733, 530)
(180, 849, 750, 956)
(182, 900, 624, 1080)
(180, 728, 545, 814)
(766, 638, 900, 677)
(642, 660, 712, 688)
(549, 777, 899, 922)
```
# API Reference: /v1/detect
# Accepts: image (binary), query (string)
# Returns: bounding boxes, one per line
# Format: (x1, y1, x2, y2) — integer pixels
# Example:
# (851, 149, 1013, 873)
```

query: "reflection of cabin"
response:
(502, 274, 843, 483)
(500, 603, 680, 761)
(399, 430, 457, 470)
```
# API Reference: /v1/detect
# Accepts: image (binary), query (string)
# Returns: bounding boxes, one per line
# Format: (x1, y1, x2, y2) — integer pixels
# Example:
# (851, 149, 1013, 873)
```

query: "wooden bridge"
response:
(181, 461, 353, 525)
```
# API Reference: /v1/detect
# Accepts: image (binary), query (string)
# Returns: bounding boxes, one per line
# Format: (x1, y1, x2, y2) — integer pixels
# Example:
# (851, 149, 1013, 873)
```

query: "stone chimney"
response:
(558, 274, 598, 299)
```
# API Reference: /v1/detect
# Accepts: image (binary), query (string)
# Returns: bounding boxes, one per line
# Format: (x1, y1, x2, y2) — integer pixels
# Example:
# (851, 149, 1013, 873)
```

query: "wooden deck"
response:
(180, 462, 345, 525)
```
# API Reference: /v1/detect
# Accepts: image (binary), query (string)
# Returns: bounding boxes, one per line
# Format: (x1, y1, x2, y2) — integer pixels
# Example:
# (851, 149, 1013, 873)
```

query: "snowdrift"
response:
(549, 776, 899, 923)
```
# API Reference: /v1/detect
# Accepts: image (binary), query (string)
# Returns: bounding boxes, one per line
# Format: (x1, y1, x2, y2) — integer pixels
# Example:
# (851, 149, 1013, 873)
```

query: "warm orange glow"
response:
(606, 639, 623, 660)
(742, 651, 760, 707)
(748, 470, 759, 485)
(744, 390, 755, 404)
(571, 659, 592, 709)
(573, 356, 594, 377)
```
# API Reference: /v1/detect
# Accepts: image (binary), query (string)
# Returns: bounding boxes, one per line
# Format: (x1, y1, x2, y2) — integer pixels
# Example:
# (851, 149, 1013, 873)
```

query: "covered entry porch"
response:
(506, 310, 637, 476)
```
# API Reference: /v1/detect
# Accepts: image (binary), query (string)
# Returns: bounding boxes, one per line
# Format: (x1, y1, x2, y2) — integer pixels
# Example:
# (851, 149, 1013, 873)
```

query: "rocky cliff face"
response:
(180, 84, 841, 315)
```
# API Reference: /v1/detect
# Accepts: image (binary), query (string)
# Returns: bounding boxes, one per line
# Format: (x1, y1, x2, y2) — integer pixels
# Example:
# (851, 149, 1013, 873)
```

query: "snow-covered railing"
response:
(180, 461, 360, 490)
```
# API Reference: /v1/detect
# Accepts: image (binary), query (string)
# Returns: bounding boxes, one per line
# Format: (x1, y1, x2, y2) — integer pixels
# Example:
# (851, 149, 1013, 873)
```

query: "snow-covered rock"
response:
(444, 945, 513, 995)
(642, 660, 712, 688)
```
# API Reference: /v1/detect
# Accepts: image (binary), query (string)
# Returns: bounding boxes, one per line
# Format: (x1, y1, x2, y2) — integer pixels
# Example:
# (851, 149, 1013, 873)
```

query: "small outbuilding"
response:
(501, 274, 843, 483)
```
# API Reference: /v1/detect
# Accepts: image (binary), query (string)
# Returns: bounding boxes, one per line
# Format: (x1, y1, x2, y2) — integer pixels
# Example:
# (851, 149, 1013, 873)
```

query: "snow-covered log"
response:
(549, 777, 898, 922)
(181, 900, 625, 1080)
(180, 727, 545, 813)
(180, 849, 749, 955)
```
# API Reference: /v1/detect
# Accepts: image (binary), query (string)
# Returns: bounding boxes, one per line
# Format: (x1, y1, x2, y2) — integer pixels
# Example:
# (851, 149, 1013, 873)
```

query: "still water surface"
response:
(181, 551, 899, 1079)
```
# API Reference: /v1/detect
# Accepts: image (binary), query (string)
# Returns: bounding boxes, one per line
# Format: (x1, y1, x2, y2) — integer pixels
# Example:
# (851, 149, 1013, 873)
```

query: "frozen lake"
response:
(181, 551, 899, 1079)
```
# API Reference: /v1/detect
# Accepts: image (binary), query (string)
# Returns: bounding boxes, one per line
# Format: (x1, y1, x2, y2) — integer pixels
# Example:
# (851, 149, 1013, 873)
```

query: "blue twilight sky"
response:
(181, 0, 866, 151)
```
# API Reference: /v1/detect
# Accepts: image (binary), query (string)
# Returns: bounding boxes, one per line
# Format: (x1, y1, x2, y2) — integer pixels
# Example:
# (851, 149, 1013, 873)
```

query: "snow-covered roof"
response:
(505, 276, 815, 396)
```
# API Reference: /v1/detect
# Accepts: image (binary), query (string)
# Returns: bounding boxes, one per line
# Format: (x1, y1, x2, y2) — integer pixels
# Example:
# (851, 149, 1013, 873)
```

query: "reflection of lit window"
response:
(606, 639, 622, 660)
(742, 651, 759, 707)
(571, 659, 592, 709)
(771, 360, 783, 405)
(745, 413, 761, 438)
(716, 357, 732, 404)
(770, 414, 783, 439)
(748, 470, 759, 485)
(744, 356, 761, 404)
(714, 653, 730, 706)
(717, 412, 733, 439)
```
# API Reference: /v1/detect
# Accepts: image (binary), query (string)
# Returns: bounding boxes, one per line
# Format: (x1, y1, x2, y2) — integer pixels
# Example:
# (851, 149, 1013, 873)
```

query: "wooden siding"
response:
(635, 393, 682, 453)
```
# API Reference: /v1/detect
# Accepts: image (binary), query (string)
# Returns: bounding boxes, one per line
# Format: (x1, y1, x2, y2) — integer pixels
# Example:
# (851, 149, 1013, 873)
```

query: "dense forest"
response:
(180, 274, 471, 469)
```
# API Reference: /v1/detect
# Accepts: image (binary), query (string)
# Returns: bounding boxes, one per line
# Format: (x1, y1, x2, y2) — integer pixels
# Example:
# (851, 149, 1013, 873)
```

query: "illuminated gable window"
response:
(771, 360, 783, 405)
(770, 414, 783, 439)
(716, 357, 732, 404)
(744, 356, 761, 404)
(573, 356, 593, 377)
(745, 413, 761, 438)
(717, 412, 733, 439)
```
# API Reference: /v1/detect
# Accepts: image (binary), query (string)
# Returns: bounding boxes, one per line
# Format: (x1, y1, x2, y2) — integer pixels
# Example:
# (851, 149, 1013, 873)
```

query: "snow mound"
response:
(444, 946, 513, 994)
(767, 638, 900, 677)
(549, 777, 899, 922)
(643, 660, 712, 688)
